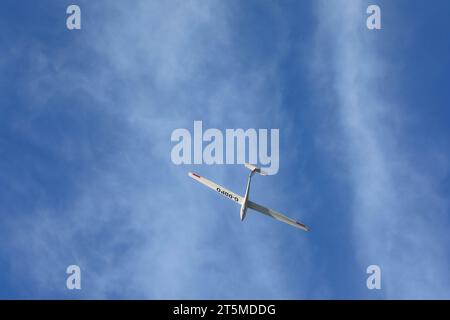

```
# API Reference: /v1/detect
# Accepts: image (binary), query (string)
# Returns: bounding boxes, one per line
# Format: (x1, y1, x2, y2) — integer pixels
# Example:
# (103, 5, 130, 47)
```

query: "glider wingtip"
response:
(188, 172, 201, 178)
(296, 222, 310, 232)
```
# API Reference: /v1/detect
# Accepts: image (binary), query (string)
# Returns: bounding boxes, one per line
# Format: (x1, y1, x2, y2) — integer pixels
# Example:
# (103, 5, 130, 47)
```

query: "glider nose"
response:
(240, 206, 247, 221)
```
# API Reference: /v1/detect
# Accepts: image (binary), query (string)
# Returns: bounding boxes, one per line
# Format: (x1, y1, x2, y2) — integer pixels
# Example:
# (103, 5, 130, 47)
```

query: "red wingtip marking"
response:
(296, 222, 309, 230)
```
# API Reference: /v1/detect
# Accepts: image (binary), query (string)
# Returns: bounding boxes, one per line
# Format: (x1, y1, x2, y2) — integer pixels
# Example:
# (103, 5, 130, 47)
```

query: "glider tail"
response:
(244, 163, 268, 176)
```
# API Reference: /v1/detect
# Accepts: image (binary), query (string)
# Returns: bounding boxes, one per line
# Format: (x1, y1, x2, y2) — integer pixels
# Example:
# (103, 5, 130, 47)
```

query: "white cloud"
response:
(3, 0, 311, 298)
(312, 0, 450, 298)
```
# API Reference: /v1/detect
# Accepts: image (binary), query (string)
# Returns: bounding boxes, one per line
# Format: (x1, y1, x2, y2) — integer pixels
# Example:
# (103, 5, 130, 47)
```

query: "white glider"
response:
(188, 164, 309, 231)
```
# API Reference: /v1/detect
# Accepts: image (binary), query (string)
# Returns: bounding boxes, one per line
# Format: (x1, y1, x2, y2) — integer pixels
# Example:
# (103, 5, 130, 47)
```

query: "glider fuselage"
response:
(240, 171, 254, 221)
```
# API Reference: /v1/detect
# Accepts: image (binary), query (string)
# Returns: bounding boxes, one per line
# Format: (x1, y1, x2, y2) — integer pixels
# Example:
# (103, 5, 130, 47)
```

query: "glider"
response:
(188, 164, 309, 231)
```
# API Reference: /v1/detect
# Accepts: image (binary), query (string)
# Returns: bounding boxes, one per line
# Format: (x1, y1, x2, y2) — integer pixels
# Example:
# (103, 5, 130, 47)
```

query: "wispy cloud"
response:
(1, 1, 311, 298)
(312, 0, 450, 298)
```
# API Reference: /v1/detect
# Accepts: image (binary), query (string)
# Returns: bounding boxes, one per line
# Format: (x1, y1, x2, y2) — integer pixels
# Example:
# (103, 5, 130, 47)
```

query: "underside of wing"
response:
(188, 172, 244, 204)
(247, 200, 309, 231)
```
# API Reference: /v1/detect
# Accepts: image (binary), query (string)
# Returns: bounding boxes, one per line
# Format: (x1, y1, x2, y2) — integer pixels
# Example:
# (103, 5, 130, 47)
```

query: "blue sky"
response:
(0, 0, 449, 299)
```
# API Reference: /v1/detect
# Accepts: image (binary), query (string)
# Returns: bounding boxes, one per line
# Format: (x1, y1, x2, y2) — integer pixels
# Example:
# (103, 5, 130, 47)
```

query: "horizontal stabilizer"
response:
(244, 163, 268, 175)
